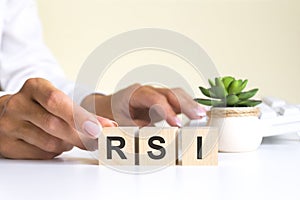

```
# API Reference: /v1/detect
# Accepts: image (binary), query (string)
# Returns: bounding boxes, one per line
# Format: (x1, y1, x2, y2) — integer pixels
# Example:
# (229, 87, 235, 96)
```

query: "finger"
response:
(21, 79, 101, 138)
(0, 138, 59, 160)
(114, 118, 151, 127)
(96, 116, 118, 127)
(155, 88, 207, 119)
(130, 86, 181, 127)
(22, 101, 85, 149)
(133, 119, 153, 127)
(14, 122, 73, 154)
(154, 88, 181, 113)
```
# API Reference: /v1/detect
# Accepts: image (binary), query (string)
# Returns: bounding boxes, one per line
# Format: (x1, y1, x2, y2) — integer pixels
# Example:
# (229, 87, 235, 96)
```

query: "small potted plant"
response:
(195, 76, 263, 152)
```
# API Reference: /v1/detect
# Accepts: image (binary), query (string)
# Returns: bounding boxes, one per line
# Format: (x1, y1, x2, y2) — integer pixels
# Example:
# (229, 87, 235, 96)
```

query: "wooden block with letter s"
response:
(138, 127, 178, 166)
(180, 127, 218, 166)
(98, 127, 138, 166)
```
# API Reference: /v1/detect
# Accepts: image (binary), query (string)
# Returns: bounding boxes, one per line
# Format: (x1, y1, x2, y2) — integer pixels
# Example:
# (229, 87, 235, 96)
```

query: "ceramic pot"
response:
(208, 107, 263, 152)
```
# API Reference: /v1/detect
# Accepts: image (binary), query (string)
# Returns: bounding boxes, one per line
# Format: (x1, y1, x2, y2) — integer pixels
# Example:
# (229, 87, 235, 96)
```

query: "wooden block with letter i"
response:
(180, 127, 218, 166)
(98, 127, 138, 166)
(138, 127, 178, 166)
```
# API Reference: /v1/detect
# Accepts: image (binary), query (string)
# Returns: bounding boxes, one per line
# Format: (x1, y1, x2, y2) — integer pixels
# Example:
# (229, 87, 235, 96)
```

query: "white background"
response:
(36, 0, 300, 103)
(1, 133, 300, 200)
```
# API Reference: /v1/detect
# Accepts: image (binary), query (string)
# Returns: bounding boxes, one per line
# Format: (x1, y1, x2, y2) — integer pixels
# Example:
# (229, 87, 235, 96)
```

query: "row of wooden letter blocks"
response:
(98, 127, 218, 166)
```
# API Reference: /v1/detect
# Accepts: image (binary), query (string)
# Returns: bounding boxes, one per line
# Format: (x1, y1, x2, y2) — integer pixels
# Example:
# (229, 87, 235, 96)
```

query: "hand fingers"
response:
(21, 100, 85, 148)
(130, 86, 181, 127)
(155, 88, 206, 119)
(96, 116, 118, 127)
(79, 117, 118, 150)
(21, 79, 101, 138)
(12, 122, 73, 154)
(113, 117, 151, 127)
(0, 137, 59, 160)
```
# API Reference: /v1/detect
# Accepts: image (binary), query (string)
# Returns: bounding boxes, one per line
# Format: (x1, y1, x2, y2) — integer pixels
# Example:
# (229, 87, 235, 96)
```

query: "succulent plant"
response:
(195, 76, 262, 107)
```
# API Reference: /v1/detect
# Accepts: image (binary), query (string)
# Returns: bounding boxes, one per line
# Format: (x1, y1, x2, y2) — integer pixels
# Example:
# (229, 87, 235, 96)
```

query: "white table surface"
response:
(1, 133, 300, 200)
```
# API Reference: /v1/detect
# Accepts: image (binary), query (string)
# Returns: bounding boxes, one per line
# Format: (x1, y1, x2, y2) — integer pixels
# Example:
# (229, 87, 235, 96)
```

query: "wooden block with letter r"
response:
(180, 127, 218, 166)
(138, 127, 178, 166)
(98, 127, 138, 166)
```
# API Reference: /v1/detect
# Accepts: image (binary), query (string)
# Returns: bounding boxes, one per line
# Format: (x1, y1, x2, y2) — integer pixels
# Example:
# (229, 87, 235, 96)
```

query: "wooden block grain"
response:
(138, 127, 178, 166)
(180, 127, 218, 166)
(98, 126, 218, 166)
(98, 127, 138, 166)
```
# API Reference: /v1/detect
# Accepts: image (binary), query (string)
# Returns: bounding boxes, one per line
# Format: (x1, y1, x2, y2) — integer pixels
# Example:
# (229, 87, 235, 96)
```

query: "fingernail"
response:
(83, 120, 102, 138)
(174, 117, 182, 127)
(195, 107, 207, 117)
(110, 120, 119, 127)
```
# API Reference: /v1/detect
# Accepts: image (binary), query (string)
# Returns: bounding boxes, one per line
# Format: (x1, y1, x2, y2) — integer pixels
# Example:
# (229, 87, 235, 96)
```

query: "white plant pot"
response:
(208, 107, 263, 152)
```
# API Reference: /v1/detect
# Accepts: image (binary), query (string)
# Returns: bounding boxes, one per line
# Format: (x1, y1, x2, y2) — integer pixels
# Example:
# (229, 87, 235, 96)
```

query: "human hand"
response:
(82, 84, 206, 127)
(0, 78, 117, 159)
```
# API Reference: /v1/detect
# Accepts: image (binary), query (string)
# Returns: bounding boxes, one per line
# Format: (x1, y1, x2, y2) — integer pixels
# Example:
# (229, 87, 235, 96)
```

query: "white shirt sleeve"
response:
(0, 0, 89, 104)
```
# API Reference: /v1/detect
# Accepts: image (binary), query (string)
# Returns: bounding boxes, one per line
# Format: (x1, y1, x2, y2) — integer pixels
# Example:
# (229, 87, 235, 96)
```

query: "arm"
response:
(0, 0, 78, 101)
(82, 84, 206, 127)
(0, 0, 116, 159)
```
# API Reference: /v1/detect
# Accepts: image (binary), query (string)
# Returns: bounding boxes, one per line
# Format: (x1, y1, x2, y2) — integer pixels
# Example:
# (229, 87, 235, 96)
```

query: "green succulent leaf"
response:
(208, 88, 219, 99)
(194, 98, 225, 107)
(237, 79, 243, 85)
(211, 86, 227, 99)
(199, 87, 211, 98)
(222, 76, 235, 90)
(215, 77, 228, 97)
(196, 76, 261, 108)
(228, 80, 241, 95)
(236, 100, 262, 107)
(215, 77, 223, 87)
(208, 79, 215, 87)
(238, 79, 248, 93)
(226, 94, 239, 106)
(237, 88, 259, 100)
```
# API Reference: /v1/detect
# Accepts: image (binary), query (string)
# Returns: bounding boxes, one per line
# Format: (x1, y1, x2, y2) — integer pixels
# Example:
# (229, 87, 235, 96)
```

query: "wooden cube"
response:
(138, 127, 178, 166)
(98, 127, 138, 166)
(180, 127, 218, 166)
